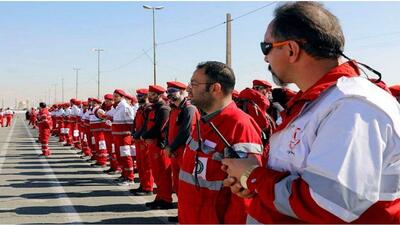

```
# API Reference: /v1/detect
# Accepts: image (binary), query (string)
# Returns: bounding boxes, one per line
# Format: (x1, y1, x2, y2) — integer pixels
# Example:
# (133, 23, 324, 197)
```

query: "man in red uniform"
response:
(165, 81, 197, 193)
(81, 99, 93, 159)
(130, 88, 154, 196)
(63, 103, 73, 146)
(77, 101, 88, 155)
(165, 81, 198, 222)
(29, 108, 38, 129)
(70, 99, 82, 150)
(4, 108, 13, 127)
(178, 61, 264, 224)
(99, 94, 121, 174)
(222, 2, 400, 224)
(57, 104, 66, 143)
(0, 108, 3, 127)
(112, 89, 135, 185)
(141, 85, 173, 209)
(252, 79, 273, 97)
(37, 102, 52, 157)
(89, 98, 107, 167)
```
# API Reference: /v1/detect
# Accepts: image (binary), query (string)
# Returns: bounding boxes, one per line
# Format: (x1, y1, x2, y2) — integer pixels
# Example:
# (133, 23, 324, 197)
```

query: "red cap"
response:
(167, 81, 187, 90)
(88, 97, 93, 102)
(104, 94, 113, 100)
(75, 100, 82, 105)
(136, 88, 149, 95)
(125, 94, 138, 104)
(253, 79, 272, 88)
(114, 89, 127, 97)
(149, 85, 166, 94)
(82, 101, 88, 106)
(92, 98, 102, 104)
(70, 98, 77, 104)
(389, 85, 400, 96)
(232, 90, 239, 98)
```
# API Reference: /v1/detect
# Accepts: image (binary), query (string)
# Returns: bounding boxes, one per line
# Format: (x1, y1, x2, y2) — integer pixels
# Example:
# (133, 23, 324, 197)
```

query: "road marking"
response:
(22, 117, 83, 224)
(68, 147, 176, 224)
(0, 118, 16, 174)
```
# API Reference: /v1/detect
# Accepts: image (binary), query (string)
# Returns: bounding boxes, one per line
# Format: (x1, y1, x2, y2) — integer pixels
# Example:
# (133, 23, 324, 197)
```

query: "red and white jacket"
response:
(179, 102, 264, 224)
(111, 99, 135, 135)
(37, 108, 51, 129)
(89, 106, 104, 132)
(246, 61, 400, 223)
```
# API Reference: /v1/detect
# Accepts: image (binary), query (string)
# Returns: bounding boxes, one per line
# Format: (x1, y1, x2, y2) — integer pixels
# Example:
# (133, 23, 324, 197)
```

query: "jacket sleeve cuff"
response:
(246, 166, 267, 192)
(247, 167, 289, 192)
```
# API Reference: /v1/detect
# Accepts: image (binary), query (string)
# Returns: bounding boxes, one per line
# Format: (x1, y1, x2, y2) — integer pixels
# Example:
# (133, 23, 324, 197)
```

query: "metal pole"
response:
(93, 49, 103, 98)
(54, 83, 57, 103)
(48, 88, 51, 104)
(73, 68, 80, 99)
(62, 78, 64, 102)
(226, 13, 232, 68)
(152, 8, 157, 85)
(97, 51, 100, 98)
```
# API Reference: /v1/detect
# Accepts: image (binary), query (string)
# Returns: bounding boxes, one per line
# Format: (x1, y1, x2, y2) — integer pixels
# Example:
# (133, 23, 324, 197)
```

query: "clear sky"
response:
(1, 1, 400, 108)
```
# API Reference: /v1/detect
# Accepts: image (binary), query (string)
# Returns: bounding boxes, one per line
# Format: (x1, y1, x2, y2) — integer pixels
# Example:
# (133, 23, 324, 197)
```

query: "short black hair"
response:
(196, 61, 235, 95)
(271, 2, 344, 59)
(39, 102, 46, 108)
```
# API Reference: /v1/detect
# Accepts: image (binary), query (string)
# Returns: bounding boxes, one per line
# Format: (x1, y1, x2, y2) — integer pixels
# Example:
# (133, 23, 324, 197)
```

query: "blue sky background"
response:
(1, 1, 400, 107)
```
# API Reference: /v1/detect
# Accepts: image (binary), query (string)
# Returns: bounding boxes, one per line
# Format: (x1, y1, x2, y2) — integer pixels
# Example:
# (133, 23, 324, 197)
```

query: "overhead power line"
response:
(100, 2, 277, 73)
(158, 2, 277, 46)
(101, 48, 152, 73)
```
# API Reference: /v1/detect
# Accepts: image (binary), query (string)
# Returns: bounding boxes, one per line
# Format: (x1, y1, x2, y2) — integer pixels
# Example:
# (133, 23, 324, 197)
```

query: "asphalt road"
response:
(0, 114, 177, 224)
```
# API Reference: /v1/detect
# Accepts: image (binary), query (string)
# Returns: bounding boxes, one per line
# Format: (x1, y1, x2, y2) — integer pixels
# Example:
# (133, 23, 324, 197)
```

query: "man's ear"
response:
(287, 40, 301, 63)
(210, 83, 222, 94)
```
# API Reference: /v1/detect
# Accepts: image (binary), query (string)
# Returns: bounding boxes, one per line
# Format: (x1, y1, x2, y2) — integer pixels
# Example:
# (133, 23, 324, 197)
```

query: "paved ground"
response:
(0, 114, 177, 224)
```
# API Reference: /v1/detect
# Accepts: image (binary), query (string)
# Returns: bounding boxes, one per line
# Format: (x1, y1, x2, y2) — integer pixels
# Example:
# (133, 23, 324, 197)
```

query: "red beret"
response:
(70, 98, 77, 104)
(75, 100, 82, 105)
(253, 79, 272, 88)
(82, 101, 88, 106)
(167, 81, 187, 90)
(104, 94, 113, 100)
(149, 85, 166, 94)
(114, 89, 127, 97)
(136, 88, 148, 95)
(389, 85, 400, 96)
(88, 97, 93, 102)
(125, 94, 138, 104)
(92, 98, 102, 104)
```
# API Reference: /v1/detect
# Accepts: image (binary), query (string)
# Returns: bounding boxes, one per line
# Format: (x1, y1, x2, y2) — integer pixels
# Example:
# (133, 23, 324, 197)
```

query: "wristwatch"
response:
(240, 165, 259, 189)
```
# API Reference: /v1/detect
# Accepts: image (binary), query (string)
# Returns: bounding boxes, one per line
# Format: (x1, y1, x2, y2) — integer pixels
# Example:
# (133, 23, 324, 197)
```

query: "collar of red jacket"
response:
(276, 60, 360, 132)
(201, 101, 236, 123)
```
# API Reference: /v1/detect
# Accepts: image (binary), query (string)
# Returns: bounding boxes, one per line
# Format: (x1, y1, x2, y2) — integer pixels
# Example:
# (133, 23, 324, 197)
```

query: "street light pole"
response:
(73, 68, 81, 99)
(92, 48, 104, 99)
(61, 78, 64, 102)
(143, 5, 164, 85)
(53, 83, 57, 103)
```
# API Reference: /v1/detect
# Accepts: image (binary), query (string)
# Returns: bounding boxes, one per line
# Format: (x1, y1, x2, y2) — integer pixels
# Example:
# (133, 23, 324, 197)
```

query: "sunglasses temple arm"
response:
(341, 53, 382, 82)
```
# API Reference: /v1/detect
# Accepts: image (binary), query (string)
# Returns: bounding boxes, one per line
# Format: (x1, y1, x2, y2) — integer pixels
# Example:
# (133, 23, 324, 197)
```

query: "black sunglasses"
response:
(260, 40, 291, 55)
